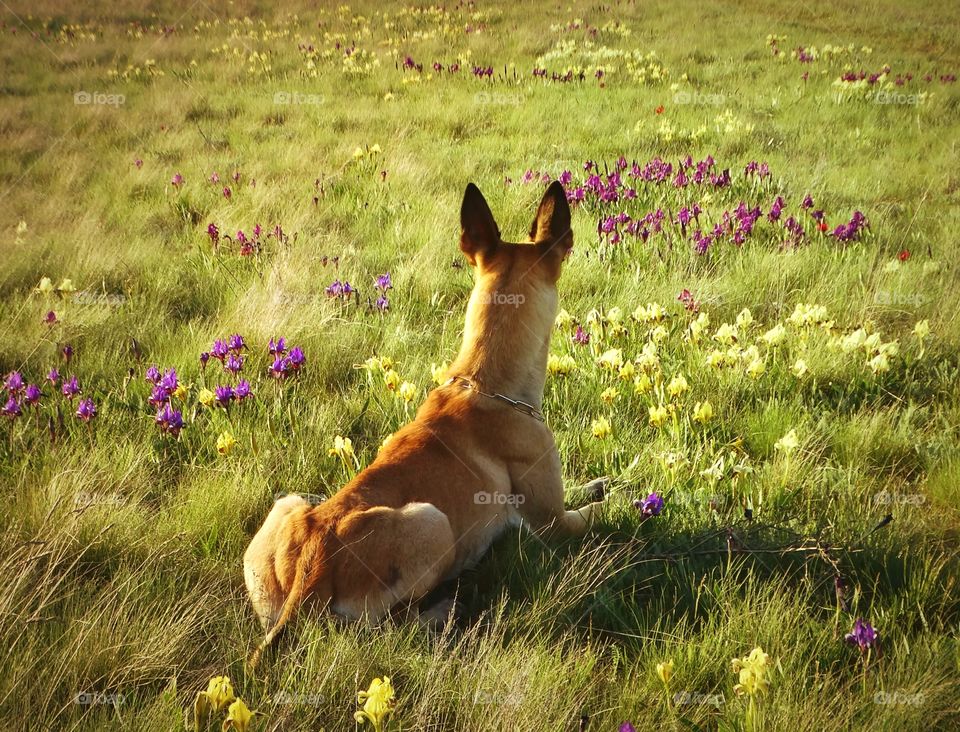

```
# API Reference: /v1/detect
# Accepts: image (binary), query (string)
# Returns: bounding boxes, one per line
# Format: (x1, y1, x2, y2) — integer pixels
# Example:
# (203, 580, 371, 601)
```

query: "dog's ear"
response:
(460, 183, 500, 263)
(529, 181, 572, 253)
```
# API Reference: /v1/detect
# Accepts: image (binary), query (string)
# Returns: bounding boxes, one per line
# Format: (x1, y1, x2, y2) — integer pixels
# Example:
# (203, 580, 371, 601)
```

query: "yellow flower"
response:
(687, 312, 710, 342)
(591, 416, 612, 439)
(198, 388, 215, 407)
(16, 220, 27, 235)
(222, 698, 253, 731)
(216, 431, 237, 455)
(355, 676, 395, 731)
(841, 328, 867, 353)
(173, 383, 189, 400)
(736, 308, 754, 330)
(329, 435, 354, 460)
(606, 306, 624, 324)
(600, 387, 619, 404)
(650, 325, 668, 343)
(555, 309, 573, 329)
(633, 373, 652, 394)
(761, 323, 786, 346)
(656, 659, 674, 684)
(746, 358, 766, 379)
(352, 146, 365, 160)
(369, 144, 382, 155)
(547, 354, 577, 376)
(868, 352, 889, 374)
(431, 361, 449, 384)
(692, 400, 713, 424)
(774, 429, 799, 454)
(398, 381, 417, 403)
(666, 373, 688, 399)
(36, 276, 55, 296)
(648, 404, 668, 428)
(913, 320, 930, 341)
(203, 675, 235, 712)
(713, 323, 737, 345)
(791, 359, 809, 379)
(633, 302, 666, 323)
(700, 455, 725, 485)
(706, 349, 727, 369)
(383, 369, 401, 391)
(57, 278, 77, 294)
(597, 348, 624, 372)
(379, 434, 393, 452)
(618, 361, 636, 381)
(732, 647, 772, 697)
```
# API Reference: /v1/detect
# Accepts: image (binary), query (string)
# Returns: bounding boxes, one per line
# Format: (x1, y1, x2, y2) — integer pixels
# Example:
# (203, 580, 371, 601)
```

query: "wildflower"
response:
(791, 359, 809, 378)
(46, 368, 60, 385)
(597, 348, 624, 372)
(228, 334, 246, 352)
(600, 387, 619, 404)
(214, 385, 234, 407)
(573, 324, 590, 345)
(736, 308, 754, 329)
(155, 403, 184, 436)
(329, 435, 355, 460)
(713, 323, 737, 345)
(222, 698, 253, 731)
(171, 173, 183, 187)
(4, 371, 24, 393)
(656, 659, 674, 684)
(555, 309, 573, 329)
(43, 310, 57, 325)
(216, 431, 237, 455)
(591, 416, 612, 439)
(195, 676, 235, 720)
(62, 376, 81, 399)
(666, 373, 688, 398)
(173, 383, 188, 400)
(375, 272, 393, 291)
(268, 337, 287, 355)
(732, 647, 772, 697)
(398, 381, 417, 403)
(235, 380, 252, 400)
(634, 491, 664, 517)
(199, 351, 210, 369)
(2, 397, 21, 418)
(844, 618, 878, 651)
(547, 354, 576, 376)
(841, 328, 867, 353)
(431, 362, 449, 384)
(225, 354, 244, 375)
(746, 358, 766, 379)
(774, 429, 799, 454)
(648, 404, 669, 427)
(287, 347, 306, 371)
(198, 388, 215, 407)
(383, 369, 401, 391)
(868, 352, 889, 374)
(76, 398, 97, 422)
(211, 339, 229, 361)
(692, 400, 713, 424)
(687, 312, 710, 342)
(700, 455, 725, 485)
(62, 344, 74, 363)
(36, 276, 55, 296)
(57, 278, 76, 294)
(24, 384, 41, 405)
(618, 361, 636, 380)
(355, 676, 395, 732)
(913, 319, 930, 341)
(270, 356, 290, 379)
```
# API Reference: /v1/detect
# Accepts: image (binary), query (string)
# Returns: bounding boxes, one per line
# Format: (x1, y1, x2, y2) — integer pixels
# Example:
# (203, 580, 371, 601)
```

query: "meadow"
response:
(1, 0, 959, 729)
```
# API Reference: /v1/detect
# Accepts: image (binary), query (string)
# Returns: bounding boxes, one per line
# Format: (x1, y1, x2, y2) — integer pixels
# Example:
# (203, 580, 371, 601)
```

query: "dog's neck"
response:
(448, 274, 557, 409)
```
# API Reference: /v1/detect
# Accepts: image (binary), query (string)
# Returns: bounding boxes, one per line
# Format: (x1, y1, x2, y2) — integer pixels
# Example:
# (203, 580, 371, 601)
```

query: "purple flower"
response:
(24, 384, 41, 405)
(47, 368, 60, 385)
(43, 310, 57, 325)
(75, 398, 97, 422)
(270, 356, 290, 379)
(845, 618, 878, 651)
(235, 379, 252, 400)
(801, 193, 814, 210)
(225, 354, 244, 375)
(62, 344, 74, 363)
(199, 352, 210, 369)
(145, 365, 161, 384)
(324, 279, 343, 298)
(573, 325, 590, 346)
(375, 272, 393, 291)
(634, 492, 664, 518)
(155, 403, 184, 436)
(342, 281, 356, 299)
(62, 376, 81, 399)
(227, 334, 246, 352)
(619, 725, 637, 732)
(376, 294, 390, 312)
(158, 368, 178, 393)
(214, 385, 234, 407)
(4, 371, 24, 393)
(287, 347, 305, 371)
(2, 396, 21, 418)
(211, 339, 229, 361)
(207, 223, 220, 244)
(268, 337, 287, 356)
(148, 385, 170, 407)
(171, 173, 183, 187)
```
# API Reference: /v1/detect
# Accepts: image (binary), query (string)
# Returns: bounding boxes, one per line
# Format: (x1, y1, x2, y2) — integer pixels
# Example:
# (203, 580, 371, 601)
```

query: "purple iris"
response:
(845, 618, 878, 651)
(287, 347, 305, 371)
(155, 403, 184, 436)
(376, 294, 389, 312)
(2, 396, 21, 418)
(268, 337, 286, 356)
(62, 344, 73, 363)
(75, 398, 97, 422)
(47, 368, 60, 385)
(148, 385, 170, 407)
(207, 223, 219, 244)
(225, 354, 244, 375)
(634, 492, 664, 518)
(228, 334, 246, 352)
(214, 385, 234, 407)
(62, 376, 81, 399)
(375, 272, 392, 291)
(270, 356, 289, 379)
(145, 365, 161, 384)
(4, 372, 24, 393)
(158, 368, 178, 393)
(199, 352, 210, 369)
(211, 339, 229, 361)
(24, 384, 41, 405)
(235, 379, 252, 400)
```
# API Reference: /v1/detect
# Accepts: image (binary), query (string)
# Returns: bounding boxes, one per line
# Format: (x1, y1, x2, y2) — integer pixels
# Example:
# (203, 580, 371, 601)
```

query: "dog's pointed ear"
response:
(529, 181, 572, 251)
(460, 183, 500, 262)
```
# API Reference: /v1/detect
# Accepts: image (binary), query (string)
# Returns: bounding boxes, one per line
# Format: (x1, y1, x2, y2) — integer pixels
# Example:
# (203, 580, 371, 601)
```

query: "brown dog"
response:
(243, 181, 605, 664)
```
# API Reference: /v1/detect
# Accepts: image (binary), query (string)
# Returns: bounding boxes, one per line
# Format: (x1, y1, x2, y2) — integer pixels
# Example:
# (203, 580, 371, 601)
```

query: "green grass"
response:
(0, 0, 959, 729)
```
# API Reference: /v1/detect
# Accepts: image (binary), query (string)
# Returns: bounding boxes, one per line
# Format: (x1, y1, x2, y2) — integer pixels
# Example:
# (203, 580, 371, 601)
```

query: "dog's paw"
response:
(583, 476, 611, 502)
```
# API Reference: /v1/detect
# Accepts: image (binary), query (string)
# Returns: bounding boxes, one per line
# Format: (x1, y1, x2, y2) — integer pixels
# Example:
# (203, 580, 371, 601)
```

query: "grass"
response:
(0, 0, 959, 729)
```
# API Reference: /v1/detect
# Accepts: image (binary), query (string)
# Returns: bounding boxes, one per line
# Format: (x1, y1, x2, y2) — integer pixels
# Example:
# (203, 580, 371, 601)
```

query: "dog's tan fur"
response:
(243, 181, 604, 664)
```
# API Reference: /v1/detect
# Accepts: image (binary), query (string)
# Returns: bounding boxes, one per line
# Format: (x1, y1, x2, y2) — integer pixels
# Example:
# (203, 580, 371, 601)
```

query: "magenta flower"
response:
(134, 158, 143, 169)
(207, 223, 220, 244)
(171, 173, 183, 187)
(75, 398, 97, 422)
(43, 310, 58, 325)
(235, 379, 252, 400)
(24, 384, 41, 405)
(287, 347, 305, 371)
(46, 368, 60, 385)
(634, 492, 664, 518)
(62, 376, 81, 399)
(222, 186, 232, 199)
(4, 371, 24, 393)
(211, 339, 229, 361)
(268, 337, 286, 356)
(573, 325, 590, 346)
(214, 385, 234, 407)
(2, 396, 21, 418)
(845, 618, 878, 652)
(210, 171, 220, 183)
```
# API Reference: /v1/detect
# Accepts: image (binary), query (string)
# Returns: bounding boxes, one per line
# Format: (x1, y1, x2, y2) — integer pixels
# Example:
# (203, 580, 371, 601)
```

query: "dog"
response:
(243, 181, 606, 665)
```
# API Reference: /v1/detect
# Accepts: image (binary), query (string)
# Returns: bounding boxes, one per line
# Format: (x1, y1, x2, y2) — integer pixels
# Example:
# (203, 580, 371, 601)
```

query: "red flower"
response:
(898, 249, 910, 261)
(817, 221, 828, 232)
(655, 105, 664, 115)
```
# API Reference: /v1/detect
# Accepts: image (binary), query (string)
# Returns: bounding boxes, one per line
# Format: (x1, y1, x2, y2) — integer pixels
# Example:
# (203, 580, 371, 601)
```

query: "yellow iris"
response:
(198, 388, 215, 407)
(692, 400, 713, 424)
(222, 698, 253, 731)
(656, 659, 674, 684)
(398, 381, 416, 403)
(216, 431, 237, 455)
(732, 647, 772, 697)
(591, 416, 612, 439)
(355, 676, 395, 732)
(648, 404, 668, 428)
